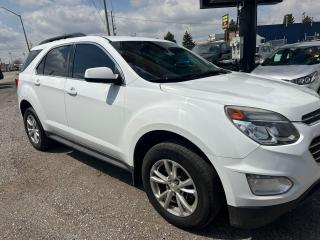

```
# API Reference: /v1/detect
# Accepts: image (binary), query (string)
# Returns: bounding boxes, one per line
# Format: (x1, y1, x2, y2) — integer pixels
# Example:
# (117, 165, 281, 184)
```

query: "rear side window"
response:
(36, 57, 45, 75)
(22, 50, 41, 71)
(44, 45, 71, 77)
(72, 44, 116, 79)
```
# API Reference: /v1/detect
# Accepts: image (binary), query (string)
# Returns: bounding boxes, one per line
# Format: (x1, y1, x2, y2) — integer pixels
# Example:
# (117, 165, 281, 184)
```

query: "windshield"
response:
(111, 41, 228, 83)
(262, 46, 320, 66)
(193, 44, 221, 54)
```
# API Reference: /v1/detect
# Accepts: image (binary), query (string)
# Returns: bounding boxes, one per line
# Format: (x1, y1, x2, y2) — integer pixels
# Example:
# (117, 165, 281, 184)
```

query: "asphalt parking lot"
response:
(1, 72, 320, 240)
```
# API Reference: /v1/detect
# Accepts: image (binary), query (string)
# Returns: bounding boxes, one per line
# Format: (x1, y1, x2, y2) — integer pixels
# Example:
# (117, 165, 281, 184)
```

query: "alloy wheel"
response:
(26, 115, 40, 144)
(149, 159, 198, 217)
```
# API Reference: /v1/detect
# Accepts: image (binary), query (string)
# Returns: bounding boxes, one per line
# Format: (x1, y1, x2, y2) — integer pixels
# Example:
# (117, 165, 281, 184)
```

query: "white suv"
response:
(18, 34, 320, 229)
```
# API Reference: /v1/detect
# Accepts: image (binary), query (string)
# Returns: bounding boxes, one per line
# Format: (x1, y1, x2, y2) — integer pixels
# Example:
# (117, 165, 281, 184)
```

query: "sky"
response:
(0, 0, 319, 63)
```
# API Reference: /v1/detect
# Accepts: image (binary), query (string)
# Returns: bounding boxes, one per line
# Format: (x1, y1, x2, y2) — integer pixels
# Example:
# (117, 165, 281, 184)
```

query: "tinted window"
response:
(36, 57, 45, 75)
(72, 44, 116, 79)
(111, 41, 227, 83)
(44, 45, 71, 77)
(193, 44, 221, 54)
(263, 46, 320, 66)
(22, 50, 41, 71)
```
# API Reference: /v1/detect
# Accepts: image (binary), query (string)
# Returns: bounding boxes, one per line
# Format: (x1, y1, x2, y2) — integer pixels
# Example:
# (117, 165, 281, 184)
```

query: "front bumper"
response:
(210, 121, 320, 228)
(228, 178, 320, 229)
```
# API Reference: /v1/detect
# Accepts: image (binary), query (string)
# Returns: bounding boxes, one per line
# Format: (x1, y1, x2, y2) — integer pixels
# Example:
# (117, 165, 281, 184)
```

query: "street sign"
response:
(222, 14, 229, 30)
(200, 0, 282, 9)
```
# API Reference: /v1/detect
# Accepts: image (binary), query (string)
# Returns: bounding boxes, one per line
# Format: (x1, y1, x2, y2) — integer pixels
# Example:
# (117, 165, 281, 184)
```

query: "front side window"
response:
(111, 41, 227, 83)
(263, 46, 320, 66)
(44, 45, 71, 77)
(72, 44, 116, 79)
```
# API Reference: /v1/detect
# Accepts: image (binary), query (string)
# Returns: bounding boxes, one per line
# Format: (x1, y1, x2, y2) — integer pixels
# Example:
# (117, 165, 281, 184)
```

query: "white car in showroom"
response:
(252, 41, 320, 93)
(18, 34, 320, 229)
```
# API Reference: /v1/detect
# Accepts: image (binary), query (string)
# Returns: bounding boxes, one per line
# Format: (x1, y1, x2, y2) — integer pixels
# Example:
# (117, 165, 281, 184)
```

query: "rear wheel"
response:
(142, 141, 223, 229)
(23, 107, 52, 151)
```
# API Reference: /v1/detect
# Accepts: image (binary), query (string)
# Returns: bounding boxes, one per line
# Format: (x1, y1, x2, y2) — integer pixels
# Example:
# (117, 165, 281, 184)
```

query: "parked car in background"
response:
(192, 41, 232, 66)
(18, 34, 320, 230)
(255, 44, 273, 64)
(252, 41, 320, 93)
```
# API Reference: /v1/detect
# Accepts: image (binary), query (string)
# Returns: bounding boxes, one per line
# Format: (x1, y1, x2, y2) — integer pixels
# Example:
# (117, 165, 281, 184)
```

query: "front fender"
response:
(121, 98, 258, 167)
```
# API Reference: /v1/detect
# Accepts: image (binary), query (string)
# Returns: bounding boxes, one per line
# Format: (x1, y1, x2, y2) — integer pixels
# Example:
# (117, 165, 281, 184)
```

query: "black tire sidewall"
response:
(142, 142, 222, 229)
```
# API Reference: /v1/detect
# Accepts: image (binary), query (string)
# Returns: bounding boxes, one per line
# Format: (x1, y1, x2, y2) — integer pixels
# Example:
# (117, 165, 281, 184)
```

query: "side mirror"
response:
(84, 67, 121, 84)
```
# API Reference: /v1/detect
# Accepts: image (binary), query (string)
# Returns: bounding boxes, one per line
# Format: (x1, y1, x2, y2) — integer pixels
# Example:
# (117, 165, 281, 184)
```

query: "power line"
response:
(86, 0, 106, 27)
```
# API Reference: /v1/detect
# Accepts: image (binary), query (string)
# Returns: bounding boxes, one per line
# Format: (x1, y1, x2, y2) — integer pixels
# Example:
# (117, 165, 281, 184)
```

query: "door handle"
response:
(67, 87, 77, 96)
(34, 79, 40, 86)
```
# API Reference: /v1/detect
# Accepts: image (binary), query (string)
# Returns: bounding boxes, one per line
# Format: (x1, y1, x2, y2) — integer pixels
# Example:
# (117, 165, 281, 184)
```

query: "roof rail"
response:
(39, 33, 86, 45)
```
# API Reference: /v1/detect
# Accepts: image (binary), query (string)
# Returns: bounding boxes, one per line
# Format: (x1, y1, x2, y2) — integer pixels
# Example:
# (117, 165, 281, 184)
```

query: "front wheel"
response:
(142, 141, 223, 229)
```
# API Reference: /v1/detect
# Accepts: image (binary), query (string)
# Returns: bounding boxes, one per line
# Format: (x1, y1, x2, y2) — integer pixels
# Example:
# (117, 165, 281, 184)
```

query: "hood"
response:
(251, 65, 315, 80)
(160, 72, 320, 121)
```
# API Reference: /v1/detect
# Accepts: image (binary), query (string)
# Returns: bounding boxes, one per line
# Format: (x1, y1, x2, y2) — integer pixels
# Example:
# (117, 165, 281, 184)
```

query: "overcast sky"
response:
(0, 0, 319, 63)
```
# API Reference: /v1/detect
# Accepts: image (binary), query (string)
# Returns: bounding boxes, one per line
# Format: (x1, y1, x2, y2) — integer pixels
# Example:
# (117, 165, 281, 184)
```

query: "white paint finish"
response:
(64, 79, 125, 159)
(18, 35, 320, 210)
(84, 67, 118, 80)
(34, 75, 68, 135)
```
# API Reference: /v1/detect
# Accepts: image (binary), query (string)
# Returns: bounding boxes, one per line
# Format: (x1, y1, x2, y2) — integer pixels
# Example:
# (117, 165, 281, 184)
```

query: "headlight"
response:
(292, 71, 318, 85)
(225, 106, 300, 146)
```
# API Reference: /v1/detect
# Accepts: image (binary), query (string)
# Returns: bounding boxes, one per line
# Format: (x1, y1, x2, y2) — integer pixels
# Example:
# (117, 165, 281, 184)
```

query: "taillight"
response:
(15, 75, 19, 87)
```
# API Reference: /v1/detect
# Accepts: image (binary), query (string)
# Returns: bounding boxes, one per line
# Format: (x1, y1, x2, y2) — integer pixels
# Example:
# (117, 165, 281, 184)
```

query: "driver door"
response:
(64, 43, 125, 158)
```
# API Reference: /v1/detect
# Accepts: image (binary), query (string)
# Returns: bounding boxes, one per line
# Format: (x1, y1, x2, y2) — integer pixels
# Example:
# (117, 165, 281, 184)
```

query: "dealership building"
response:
(257, 22, 320, 44)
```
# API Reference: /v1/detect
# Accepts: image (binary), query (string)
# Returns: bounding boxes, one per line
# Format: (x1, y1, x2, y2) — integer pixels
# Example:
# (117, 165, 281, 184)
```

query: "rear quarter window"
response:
(21, 50, 42, 71)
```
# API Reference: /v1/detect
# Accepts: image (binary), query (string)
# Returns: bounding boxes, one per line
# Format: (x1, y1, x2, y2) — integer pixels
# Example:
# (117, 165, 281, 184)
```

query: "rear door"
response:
(34, 45, 72, 136)
(64, 43, 125, 158)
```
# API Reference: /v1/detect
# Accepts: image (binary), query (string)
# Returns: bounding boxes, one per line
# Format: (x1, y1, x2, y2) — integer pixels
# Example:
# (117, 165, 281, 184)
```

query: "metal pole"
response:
(111, 11, 116, 36)
(239, 0, 257, 73)
(102, 0, 111, 36)
(0, 7, 30, 52)
(19, 15, 30, 52)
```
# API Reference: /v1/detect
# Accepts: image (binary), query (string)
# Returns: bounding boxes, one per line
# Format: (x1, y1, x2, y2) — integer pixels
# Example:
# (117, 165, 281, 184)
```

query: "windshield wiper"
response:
(151, 69, 230, 83)
(186, 69, 229, 79)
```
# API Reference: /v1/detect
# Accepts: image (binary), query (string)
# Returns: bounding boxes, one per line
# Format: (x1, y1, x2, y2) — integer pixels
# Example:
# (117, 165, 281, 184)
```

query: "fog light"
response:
(246, 174, 293, 196)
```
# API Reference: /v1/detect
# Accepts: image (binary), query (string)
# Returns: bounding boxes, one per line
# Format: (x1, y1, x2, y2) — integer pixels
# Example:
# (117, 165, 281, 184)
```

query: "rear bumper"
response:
(228, 178, 320, 229)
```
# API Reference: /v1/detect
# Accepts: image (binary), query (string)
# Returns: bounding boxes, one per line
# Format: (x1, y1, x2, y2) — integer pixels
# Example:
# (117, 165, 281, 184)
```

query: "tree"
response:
(302, 12, 313, 24)
(228, 19, 237, 32)
(164, 32, 176, 43)
(182, 31, 195, 50)
(283, 14, 295, 25)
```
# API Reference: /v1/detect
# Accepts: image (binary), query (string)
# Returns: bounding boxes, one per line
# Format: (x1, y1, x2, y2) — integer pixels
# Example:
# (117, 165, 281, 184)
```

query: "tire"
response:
(142, 141, 223, 229)
(23, 107, 52, 151)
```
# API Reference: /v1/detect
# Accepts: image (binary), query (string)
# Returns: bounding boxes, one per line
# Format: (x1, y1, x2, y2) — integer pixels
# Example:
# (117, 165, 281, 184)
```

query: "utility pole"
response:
(0, 6, 30, 52)
(111, 11, 116, 36)
(9, 52, 12, 64)
(102, 0, 111, 36)
(239, 0, 257, 72)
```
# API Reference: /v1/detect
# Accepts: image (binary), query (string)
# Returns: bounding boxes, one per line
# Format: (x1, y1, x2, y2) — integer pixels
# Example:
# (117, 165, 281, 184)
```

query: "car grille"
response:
(309, 136, 320, 163)
(302, 109, 320, 125)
